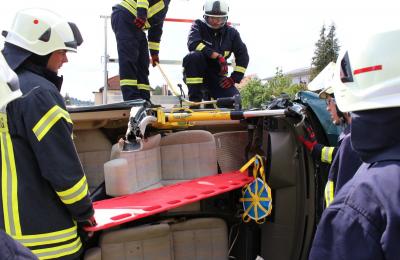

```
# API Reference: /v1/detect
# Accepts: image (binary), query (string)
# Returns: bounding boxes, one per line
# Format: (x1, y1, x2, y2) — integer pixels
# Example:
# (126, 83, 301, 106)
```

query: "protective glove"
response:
(133, 17, 146, 29)
(216, 55, 228, 76)
(298, 125, 317, 151)
(151, 54, 159, 67)
(220, 76, 235, 89)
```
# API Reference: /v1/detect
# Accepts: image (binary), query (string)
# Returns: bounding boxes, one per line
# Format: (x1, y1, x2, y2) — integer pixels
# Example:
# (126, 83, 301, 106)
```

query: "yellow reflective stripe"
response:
(1, 113, 22, 236)
(324, 180, 335, 207)
(148, 41, 160, 51)
(224, 51, 230, 57)
(196, 43, 205, 51)
(148, 0, 164, 18)
(120, 79, 138, 86)
(119, 1, 137, 16)
(138, 84, 150, 91)
(56, 176, 89, 205)
(321, 146, 335, 164)
(185, 77, 203, 84)
(32, 105, 72, 142)
(234, 65, 246, 74)
(137, 0, 149, 9)
(32, 237, 82, 260)
(14, 225, 78, 247)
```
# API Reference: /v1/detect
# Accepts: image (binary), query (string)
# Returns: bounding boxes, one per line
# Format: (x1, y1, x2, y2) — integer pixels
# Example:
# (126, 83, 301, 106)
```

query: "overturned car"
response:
(68, 93, 339, 260)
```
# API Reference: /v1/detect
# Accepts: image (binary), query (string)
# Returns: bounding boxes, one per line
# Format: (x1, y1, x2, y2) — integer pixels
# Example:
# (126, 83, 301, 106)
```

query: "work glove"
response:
(298, 125, 317, 151)
(216, 55, 228, 76)
(220, 76, 235, 89)
(133, 17, 146, 29)
(151, 54, 159, 67)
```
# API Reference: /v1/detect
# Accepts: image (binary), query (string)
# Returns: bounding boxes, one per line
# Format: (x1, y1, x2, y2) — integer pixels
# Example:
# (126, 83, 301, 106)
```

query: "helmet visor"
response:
(204, 15, 227, 29)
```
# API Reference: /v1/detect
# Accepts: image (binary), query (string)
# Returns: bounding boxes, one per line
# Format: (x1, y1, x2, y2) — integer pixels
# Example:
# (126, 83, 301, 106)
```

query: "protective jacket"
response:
(309, 108, 400, 259)
(183, 19, 249, 101)
(112, 0, 170, 100)
(1, 46, 94, 259)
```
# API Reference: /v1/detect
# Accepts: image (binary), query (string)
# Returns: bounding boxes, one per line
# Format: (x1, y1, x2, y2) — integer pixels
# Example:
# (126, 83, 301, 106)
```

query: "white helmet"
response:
(0, 53, 21, 109)
(307, 62, 336, 92)
(203, 0, 229, 29)
(332, 29, 400, 112)
(3, 8, 83, 56)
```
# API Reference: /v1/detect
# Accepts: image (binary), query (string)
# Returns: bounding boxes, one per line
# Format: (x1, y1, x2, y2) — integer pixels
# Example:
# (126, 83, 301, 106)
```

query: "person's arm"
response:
(309, 201, 383, 259)
(23, 89, 94, 222)
(230, 29, 249, 83)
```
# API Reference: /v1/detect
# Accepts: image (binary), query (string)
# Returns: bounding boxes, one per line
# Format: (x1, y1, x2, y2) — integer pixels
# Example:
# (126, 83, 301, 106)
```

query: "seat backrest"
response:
(160, 130, 217, 182)
(213, 131, 248, 172)
(74, 129, 112, 192)
(104, 134, 162, 196)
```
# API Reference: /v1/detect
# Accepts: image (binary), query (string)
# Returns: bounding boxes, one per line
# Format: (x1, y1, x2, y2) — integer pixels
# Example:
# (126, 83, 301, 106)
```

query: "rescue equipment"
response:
(85, 170, 253, 231)
(240, 155, 272, 224)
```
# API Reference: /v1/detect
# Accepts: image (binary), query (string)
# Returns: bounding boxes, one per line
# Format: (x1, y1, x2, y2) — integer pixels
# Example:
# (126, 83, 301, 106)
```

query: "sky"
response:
(1, 0, 400, 101)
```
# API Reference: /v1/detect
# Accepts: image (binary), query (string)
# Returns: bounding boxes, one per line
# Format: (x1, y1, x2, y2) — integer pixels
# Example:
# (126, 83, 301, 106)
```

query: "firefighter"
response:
(0, 52, 37, 260)
(1, 8, 95, 259)
(300, 87, 362, 207)
(310, 29, 400, 259)
(111, 0, 171, 101)
(182, 0, 249, 104)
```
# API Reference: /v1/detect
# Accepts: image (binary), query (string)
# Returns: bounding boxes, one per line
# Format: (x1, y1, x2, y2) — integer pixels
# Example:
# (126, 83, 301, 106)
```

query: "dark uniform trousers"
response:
(183, 51, 239, 102)
(111, 7, 150, 101)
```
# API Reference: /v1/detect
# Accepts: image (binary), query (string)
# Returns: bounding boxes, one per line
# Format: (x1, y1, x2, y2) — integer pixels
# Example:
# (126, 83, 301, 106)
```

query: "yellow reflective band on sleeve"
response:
(234, 66, 246, 74)
(32, 105, 72, 142)
(224, 51, 230, 58)
(148, 41, 160, 51)
(56, 176, 89, 205)
(185, 77, 203, 84)
(137, 0, 149, 9)
(14, 225, 78, 247)
(196, 43, 206, 51)
(120, 79, 138, 87)
(31, 236, 82, 260)
(321, 146, 335, 164)
(1, 113, 22, 236)
(120, 0, 137, 16)
(138, 84, 150, 91)
(324, 180, 335, 207)
(148, 0, 164, 18)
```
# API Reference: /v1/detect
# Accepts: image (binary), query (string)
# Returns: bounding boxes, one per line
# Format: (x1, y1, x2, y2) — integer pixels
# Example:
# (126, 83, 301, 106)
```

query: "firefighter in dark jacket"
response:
(0, 8, 95, 259)
(300, 86, 362, 207)
(310, 29, 400, 259)
(112, 0, 171, 101)
(0, 52, 37, 260)
(183, 0, 249, 103)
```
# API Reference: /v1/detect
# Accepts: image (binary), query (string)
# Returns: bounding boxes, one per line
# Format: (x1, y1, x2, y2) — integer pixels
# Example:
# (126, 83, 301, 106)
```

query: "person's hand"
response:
(151, 54, 159, 67)
(220, 77, 235, 89)
(78, 215, 97, 239)
(216, 55, 228, 76)
(298, 125, 317, 151)
(133, 17, 146, 29)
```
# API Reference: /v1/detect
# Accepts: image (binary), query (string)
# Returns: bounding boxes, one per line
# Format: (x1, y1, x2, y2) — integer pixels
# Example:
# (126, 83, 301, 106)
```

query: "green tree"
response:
(240, 68, 306, 109)
(310, 23, 340, 80)
(153, 86, 163, 95)
(64, 93, 71, 106)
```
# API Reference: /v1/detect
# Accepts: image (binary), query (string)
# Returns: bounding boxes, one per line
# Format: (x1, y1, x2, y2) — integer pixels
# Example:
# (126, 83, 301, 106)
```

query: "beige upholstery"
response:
(84, 218, 228, 260)
(104, 130, 218, 196)
(214, 131, 248, 172)
(74, 130, 112, 192)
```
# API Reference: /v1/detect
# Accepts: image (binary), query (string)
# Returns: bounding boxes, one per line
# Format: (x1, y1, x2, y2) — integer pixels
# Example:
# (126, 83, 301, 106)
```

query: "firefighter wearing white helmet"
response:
(183, 0, 249, 106)
(310, 29, 400, 259)
(1, 8, 95, 260)
(0, 53, 21, 110)
(203, 0, 229, 29)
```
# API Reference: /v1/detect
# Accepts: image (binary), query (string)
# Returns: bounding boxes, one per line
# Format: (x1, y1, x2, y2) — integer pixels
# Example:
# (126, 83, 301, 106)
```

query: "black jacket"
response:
(187, 19, 249, 83)
(1, 45, 93, 259)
